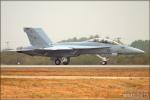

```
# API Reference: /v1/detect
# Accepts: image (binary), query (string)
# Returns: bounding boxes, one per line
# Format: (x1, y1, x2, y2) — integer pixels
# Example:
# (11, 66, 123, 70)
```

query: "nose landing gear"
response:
(96, 55, 108, 65)
(101, 61, 107, 65)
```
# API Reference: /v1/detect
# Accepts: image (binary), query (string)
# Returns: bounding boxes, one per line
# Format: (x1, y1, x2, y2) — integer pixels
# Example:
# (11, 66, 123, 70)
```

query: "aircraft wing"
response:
(4, 45, 110, 52)
(37, 45, 110, 51)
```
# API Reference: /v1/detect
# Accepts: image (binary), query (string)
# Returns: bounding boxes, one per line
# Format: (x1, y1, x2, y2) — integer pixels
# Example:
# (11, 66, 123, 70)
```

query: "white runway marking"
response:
(1, 75, 149, 80)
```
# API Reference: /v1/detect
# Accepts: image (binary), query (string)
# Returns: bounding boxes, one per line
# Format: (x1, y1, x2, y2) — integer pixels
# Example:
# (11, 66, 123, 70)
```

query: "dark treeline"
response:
(59, 35, 125, 45)
(59, 34, 100, 42)
(131, 40, 149, 54)
(1, 35, 149, 65)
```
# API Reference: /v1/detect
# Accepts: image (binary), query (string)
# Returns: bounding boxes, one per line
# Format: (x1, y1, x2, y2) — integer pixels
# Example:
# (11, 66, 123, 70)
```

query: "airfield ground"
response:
(1, 65, 150, 100)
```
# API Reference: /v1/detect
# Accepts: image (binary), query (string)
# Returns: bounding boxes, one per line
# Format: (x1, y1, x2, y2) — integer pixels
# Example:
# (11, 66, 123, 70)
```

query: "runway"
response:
(1, 65, 149, 68)
(1, 75, 149, 80)
(1, 98, 143, 100)
(1, 65, 149, 99)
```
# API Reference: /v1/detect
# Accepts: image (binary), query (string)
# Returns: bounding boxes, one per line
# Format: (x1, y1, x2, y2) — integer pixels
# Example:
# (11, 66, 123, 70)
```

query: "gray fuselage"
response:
(19, 41, 144, 58)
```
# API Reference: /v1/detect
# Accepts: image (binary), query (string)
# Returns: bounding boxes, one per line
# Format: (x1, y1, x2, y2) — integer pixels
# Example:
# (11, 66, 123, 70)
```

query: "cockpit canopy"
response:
(88, 38, 120, 45)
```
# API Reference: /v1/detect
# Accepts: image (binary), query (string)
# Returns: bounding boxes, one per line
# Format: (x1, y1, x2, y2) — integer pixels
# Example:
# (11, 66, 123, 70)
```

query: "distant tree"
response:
(113, 37, 123, 44)
(72, 37, 77, 41)
(105, 36, 110, 39)
(78, 37, 88, 41)
(130, 40, 149, 53)
(89, 35, 94, 39)
(94, 34, 99, 38)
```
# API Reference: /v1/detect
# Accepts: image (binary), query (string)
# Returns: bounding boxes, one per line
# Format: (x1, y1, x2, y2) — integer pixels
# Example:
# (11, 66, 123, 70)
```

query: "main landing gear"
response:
(96, 55, 108, 65)
(55, 58, 61, 65)
(54, 57, 70, 65)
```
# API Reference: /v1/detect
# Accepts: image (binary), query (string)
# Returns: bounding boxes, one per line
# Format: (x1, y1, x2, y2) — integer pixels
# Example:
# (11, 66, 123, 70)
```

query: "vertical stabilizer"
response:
(24, 28, 52, 48)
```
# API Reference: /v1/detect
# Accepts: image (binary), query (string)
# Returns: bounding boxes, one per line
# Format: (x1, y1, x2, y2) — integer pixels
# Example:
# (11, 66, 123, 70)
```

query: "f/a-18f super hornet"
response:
(15, 28, 144, 65)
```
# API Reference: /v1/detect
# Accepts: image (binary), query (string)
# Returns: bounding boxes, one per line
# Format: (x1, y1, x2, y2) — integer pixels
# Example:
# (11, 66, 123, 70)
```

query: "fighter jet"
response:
(15, 28, 144, 65)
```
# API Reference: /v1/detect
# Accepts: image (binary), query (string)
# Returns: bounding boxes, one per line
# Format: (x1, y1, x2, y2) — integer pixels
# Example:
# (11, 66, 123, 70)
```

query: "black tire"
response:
(62, 57, 70, 65)
(55, 59, 61, 65)
(63, 62, 69, 65)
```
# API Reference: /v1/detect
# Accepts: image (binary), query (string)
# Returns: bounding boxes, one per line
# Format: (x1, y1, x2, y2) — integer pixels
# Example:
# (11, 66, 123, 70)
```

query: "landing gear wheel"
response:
(55, 59, 61, 65)
(101, 61, 107, 65)
(63, 62, 69, 65)
(62, 57, 70, 65)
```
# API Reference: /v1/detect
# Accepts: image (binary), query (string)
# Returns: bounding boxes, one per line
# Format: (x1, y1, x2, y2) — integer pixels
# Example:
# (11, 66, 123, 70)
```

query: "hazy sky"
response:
(1, 1, 149, 49)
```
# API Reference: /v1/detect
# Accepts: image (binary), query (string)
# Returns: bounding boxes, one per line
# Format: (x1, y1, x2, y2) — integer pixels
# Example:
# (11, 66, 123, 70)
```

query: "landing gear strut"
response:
(96, 55, 108, 65)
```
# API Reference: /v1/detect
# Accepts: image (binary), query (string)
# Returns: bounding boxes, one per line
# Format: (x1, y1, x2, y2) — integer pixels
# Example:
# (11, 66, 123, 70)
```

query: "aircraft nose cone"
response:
(136, 49, 145, 54)
(129, 47, 145, 54)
